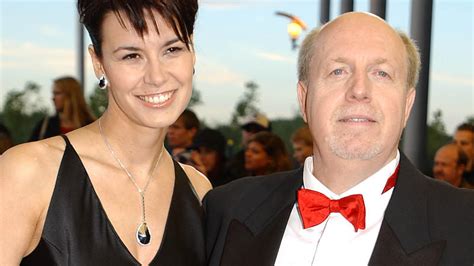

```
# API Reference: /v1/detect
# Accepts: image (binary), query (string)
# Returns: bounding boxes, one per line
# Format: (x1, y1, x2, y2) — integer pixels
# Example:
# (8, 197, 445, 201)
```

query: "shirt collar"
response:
(302, 150, 400, 200)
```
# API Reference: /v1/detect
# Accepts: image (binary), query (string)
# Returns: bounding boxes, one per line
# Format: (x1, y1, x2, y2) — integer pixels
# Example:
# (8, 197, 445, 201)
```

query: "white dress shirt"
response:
(275, 151, 400, 266)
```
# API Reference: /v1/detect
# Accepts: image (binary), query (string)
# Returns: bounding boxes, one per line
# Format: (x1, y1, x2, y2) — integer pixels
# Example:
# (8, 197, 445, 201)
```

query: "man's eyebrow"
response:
(373, 58, 388, 65)
(332, 57, 349, 63)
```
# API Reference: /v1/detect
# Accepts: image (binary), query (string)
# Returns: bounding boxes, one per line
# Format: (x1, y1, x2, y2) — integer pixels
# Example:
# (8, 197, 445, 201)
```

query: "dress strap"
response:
(59, 134, 72, 147)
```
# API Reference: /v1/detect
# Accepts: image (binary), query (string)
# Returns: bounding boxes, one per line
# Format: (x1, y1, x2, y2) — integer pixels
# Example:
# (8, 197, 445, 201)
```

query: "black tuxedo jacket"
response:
(204, 154, 474, 266)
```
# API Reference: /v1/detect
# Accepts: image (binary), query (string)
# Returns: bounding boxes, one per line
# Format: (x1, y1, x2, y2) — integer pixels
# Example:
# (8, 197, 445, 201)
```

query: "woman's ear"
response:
(88, 45, 104, 78)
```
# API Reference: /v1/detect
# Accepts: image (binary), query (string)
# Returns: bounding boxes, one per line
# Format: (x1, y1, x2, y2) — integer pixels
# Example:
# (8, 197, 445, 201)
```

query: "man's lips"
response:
(338, 115, 377, 123)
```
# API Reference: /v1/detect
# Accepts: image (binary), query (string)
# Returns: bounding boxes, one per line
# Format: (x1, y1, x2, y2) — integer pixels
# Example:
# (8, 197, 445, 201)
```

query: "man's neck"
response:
(312, 150, 398, 195)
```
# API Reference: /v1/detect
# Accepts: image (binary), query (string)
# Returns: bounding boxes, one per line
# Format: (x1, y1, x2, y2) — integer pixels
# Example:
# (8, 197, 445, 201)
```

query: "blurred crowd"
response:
(0, 76, 472, 189)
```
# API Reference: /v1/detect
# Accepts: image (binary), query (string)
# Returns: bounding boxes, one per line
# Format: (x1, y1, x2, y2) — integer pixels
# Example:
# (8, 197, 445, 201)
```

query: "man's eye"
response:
(122, 54, 140, 60)
(331, 69, 344, 75)
(376, 70, 390, 78)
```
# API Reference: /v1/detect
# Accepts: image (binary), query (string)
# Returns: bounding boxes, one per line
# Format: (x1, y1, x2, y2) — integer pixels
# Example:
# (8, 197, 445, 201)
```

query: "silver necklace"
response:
(98, 118, 164, 246)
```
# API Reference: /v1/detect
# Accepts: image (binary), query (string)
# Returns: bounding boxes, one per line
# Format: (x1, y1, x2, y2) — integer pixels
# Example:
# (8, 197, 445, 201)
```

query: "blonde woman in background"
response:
(30, 76, 95, 141)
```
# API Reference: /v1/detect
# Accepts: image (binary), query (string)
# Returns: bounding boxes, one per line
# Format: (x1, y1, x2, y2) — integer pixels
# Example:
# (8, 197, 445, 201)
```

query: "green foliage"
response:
(189, 87, 203, 108)
(465, 115, 474, 124)
(271, 115, 306, 153)
(426, 109, 451, 174)
(89, 85, 108, 118)
(0, 82, 48, 144)
(230, 81, 260, 126)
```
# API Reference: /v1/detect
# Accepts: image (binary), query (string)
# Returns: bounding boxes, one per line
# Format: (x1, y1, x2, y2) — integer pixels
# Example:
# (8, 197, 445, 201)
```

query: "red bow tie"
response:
(297, 164, 400, 232)
(297, 190, 366, 232)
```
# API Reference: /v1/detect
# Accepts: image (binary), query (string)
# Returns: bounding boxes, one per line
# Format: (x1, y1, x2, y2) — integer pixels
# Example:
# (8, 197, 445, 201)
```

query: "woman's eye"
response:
(166, 46, 183, 54)
(122, 53, 140, 60)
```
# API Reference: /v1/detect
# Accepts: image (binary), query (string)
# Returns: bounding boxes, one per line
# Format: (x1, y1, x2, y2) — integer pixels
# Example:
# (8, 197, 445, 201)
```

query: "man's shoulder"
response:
(423, 176, 474, 211)
(204, 168, 303, 215)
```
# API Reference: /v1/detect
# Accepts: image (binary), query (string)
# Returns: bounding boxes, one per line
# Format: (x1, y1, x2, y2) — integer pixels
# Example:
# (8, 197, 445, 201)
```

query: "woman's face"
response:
(198, 146, 218, 173)
(245, 141, 271, 175)
(52, 84, 65, 112)
(90, 10, 195, 128)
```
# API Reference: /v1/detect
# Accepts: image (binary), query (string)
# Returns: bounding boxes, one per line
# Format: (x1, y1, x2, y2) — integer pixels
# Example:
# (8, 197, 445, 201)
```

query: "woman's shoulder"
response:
(0, 136, 66, 185)
(179, 162, 212, 202)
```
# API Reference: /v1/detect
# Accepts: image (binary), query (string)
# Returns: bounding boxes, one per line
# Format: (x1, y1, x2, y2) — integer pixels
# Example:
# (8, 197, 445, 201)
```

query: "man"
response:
(204, 12, 474, 266)
(291, 125, 313, 166)
(166, 109, 200, 164)
(453, 123, 474, 184)
(433, 143, 472, 188)
(225, 113, 271, 181)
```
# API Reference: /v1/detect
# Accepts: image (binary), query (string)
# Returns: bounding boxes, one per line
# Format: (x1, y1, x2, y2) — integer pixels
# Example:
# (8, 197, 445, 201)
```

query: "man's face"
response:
(454, 130, 474, 163)
(292, 140, 313, 165)
(433, 146, 464, 186)
(298, 14, 415, 162)
(167, 117, 196, 149)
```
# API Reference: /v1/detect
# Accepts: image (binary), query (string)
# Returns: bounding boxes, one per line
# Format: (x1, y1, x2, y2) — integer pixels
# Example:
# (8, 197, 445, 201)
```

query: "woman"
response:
(30, 76, 95, 141)
(244, 131, 292, 176)
(191, 128, 229, 187)
(0, 0, 211, 265)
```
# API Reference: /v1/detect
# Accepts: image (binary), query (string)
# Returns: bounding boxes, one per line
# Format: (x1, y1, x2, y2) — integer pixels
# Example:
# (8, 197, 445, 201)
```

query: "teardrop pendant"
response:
(136, 222, 151, 246)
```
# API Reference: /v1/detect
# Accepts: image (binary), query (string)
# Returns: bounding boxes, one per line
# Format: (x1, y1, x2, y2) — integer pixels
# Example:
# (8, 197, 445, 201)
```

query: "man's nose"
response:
(345, 71, 371, 102)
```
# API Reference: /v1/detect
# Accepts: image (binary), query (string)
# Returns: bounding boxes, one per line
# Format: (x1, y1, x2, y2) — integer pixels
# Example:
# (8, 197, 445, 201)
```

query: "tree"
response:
(189, 87, 203, 108)
(0, 82, 48, 144)
(425, 109, 451, 175)
(230, 81, 260, 126)
(89, 85, 108, 118)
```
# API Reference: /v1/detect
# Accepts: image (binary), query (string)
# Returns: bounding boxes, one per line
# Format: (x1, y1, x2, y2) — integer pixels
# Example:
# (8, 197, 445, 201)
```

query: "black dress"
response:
(21, 135, 206, 265)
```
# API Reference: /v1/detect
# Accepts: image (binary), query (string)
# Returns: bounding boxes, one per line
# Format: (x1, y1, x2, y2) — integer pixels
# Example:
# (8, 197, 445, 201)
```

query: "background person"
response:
(0, 123, 14, 154)
(0, 0, 211, 265)
(290, 125, 313, 166)
(166, 108, 200, 164)
(225, 112, 271, 181)
(453, 122, 474, 184)
(190, 128, 229, 187)
(30, 76, 95, 141)
(433, 143, 472, 188)
(244, 131, 292, 176)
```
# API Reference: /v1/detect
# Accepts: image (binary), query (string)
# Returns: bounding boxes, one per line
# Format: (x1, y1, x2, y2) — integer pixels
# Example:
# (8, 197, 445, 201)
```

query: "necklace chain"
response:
(98, 118, 164, 222)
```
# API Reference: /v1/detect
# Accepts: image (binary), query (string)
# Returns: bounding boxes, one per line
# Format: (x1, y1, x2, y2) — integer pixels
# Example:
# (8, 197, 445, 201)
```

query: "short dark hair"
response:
(180, 109, 200, 130)
(78, 0, 198, 58)
(456, 146, 469, 167)
(456, 122, 474, 133)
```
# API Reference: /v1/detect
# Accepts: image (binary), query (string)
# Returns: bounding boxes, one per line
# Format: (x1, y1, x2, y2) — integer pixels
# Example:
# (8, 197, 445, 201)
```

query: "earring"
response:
(98, 75, 108, 89)
(193, 68, 195, 75)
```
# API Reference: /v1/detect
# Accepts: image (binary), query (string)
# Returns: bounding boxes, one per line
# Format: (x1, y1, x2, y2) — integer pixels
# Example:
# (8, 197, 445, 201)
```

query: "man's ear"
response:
(402, 88, 416, 128)
(297, 81, 309, 123)
(88, 45, 104, 78)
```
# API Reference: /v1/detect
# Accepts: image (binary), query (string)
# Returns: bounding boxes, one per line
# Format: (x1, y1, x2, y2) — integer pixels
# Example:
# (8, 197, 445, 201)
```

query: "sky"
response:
(1, 0, 473, 134)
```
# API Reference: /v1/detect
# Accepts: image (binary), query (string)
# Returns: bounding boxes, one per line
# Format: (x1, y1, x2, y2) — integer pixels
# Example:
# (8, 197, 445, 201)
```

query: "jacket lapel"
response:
(369, 220, 445, 265)
(220, 168, 303, 266)
(369, 153, 446, 265)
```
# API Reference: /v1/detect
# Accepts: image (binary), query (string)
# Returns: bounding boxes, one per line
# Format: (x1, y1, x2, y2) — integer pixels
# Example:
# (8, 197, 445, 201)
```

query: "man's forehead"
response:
(310, 18, 406, 69)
